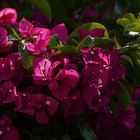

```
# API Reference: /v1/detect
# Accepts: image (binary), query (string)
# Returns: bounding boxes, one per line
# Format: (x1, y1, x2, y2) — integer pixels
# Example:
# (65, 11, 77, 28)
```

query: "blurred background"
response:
(0, 0, 140, 32)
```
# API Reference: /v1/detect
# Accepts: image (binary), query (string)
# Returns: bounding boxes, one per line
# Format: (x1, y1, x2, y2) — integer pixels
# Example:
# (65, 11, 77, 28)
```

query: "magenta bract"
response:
(0, 115, 19, 140)
(0, 8, 17, 25)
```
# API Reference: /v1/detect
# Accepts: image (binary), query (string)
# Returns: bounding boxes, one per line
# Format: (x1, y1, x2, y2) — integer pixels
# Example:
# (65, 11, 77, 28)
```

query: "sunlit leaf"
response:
(70, 22, 109, 40)
(77, 36, 113, 50)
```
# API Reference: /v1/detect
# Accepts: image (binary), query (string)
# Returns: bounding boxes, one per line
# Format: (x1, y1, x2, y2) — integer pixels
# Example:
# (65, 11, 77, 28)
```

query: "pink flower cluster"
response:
(0, 8, 127, 139)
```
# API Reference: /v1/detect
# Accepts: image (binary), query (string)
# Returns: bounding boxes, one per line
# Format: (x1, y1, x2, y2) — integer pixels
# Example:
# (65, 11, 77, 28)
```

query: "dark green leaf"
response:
(77, 36, 94, 50)
(135, 101, 140, 129)
(116, 82, 131, 109)
(18, 45, 34, 70)
(56, 45, 77, 55)
(8, 34, 18, 41)
(48, 35, 61, 49)
(124, 44, 140, 86)
(109, 98, 117, 114)
(24, 0, 51, 19)
(76, 116, 97, 140)
(7, 26, 21, 40)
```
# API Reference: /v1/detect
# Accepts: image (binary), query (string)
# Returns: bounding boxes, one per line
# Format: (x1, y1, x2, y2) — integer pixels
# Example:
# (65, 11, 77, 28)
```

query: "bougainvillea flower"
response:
(0, 26, 12, 49)
(0, 58, 9, 81)
(117, 103, 136, 129)
(97, 112, 133, 140)
(62, 90, 85, 115)
(25, 28, 51, 55)
(51, 23, 68, 42)
(31, 93, 58, 124)
(19, 18, 34, 38)
(80, 47, 104, 65)
(101, 80, 121, 96)
(96, 103, 136, 140)
(32, 57, 52, 84)
(0, 81, 17, 104)
(7, 52, 25, 82)
(33, 9, 50, 26)
(0, 8, 17, 24)
(49, 69, 80, 100)
(0, 54, 18, 82)
(81, 48, 109, 88)
(83, 6, 100, 18)
(78, 28, 104, 39)
(101, 48, 125, 81)
(19, 18, 51, 55)
(32, 27, 51, 36)
(82, 63, 109, 88)
(82, 6, 100, 22)
(83, 86, 109, 111)
(15, 92, 34, 116)
(0, 115, 19, 140)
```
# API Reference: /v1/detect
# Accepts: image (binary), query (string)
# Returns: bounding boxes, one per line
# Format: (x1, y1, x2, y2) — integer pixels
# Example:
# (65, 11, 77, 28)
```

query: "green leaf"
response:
(135, 101, 140, 128)
(109, 98, 117, 114)
(117, 13, 140, 33)
(137, 12, 140, 21)
(121, 54, 134, 68)
(48, 35, 61, 49)
(114, 34, 122, 49)
(7, 26, 21, 40)
(8, 34, 18, 41)
(117, 18, 130, 28)
(77, 36, 94, 50)
(70, 22, 109, 40)
(116, 82, 131, 109)
(76, 116, 97, 140)
(18, 45, 34, 70)
(125, 44, 140, 86)
(77, 36, 113, 50)
(123, 13, 137, 23)
(117, 13, 137, 28)
(56, 45, 77, 55)
(24, 0, 52, 19)
(127, 22, 140, 32)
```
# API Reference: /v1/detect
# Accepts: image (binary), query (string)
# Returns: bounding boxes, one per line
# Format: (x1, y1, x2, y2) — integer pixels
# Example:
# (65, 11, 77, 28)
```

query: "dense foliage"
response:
(0, 0, 140, 140)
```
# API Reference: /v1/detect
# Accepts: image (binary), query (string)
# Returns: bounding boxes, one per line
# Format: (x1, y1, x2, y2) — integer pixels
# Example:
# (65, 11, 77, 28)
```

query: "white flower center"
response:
(7, 127, 10, 131)
(40, 66, 45, 71)
(99, 69, 103, 73)
(8, 89, 12, 93)
(97, 89, 101, 96)
(90, 51, 95, 55)
(38, 105, 42, 108)
(28, 102, 31, 105)
(98, 99, 102, 102)
(0, 130, 3, 135)
(46, 100, 51, 105)
(98, 78, 103, 84)
(23, 94, 26, 96)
